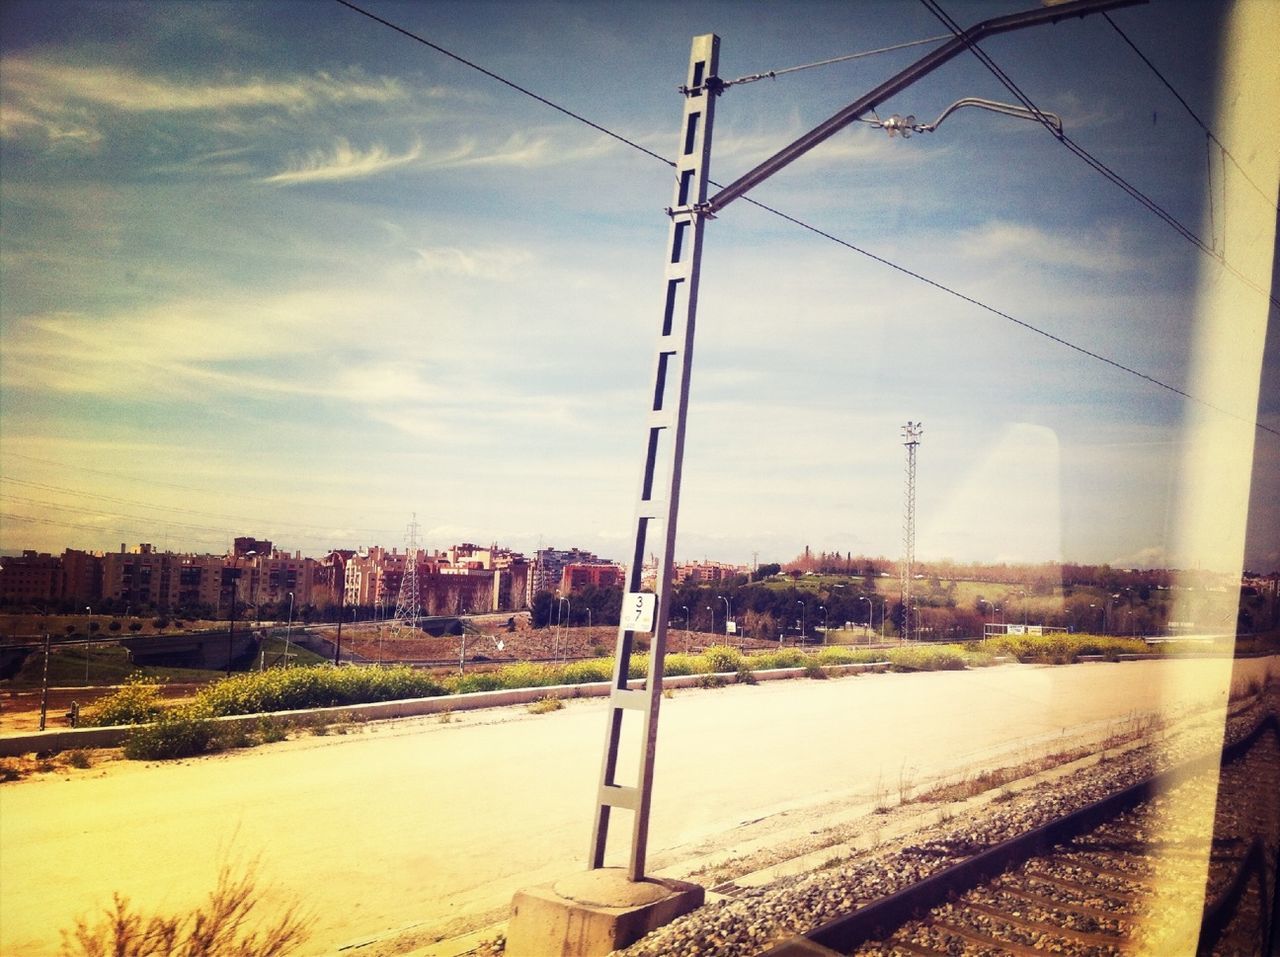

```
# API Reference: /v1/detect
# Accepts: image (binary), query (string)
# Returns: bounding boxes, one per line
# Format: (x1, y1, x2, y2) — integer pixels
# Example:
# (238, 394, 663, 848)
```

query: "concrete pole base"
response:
(507, 868, 704, 957)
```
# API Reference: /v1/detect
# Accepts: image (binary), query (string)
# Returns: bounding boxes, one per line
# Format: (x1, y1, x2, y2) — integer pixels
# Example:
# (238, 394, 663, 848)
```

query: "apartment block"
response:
(559, 562, 623, 594)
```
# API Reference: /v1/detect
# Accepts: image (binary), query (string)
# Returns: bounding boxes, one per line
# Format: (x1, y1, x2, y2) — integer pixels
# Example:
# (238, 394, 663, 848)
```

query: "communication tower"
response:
(391, 514, 423, 640)
(900, 422, 923, 640)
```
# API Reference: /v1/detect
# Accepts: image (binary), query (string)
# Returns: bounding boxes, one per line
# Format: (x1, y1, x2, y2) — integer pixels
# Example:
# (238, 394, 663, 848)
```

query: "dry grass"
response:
(60, 862, 308, 957)
(526, 696, 564, 715)
(912, 713, 1165, 804)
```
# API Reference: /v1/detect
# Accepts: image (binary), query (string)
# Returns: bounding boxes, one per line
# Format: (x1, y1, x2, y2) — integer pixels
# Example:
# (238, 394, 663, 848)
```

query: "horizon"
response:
(2, 1, 1276, 575)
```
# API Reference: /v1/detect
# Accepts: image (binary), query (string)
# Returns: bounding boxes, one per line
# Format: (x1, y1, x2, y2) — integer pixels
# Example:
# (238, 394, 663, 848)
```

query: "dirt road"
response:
(2, 656, 1272, 955)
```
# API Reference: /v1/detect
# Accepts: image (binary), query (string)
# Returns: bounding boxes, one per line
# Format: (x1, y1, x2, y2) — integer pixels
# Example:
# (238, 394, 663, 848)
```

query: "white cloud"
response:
(263, 137, 424, 185)
(413, 246, 533, 281)
(951, 220, 1140, 273)
(1, 58, 405, 116)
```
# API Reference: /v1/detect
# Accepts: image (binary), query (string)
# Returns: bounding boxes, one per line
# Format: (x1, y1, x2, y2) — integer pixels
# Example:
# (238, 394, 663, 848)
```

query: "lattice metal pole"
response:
(391, 513, 422, 640)
(901, 422, 922, 641)
(588, 33, 720, 882)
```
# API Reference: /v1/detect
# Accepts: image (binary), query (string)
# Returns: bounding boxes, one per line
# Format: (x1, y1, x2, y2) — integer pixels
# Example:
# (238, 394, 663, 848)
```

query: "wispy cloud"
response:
(413, 246, 533, 281)
(2, 58, 405, 115)
(952, 220, 1139, 273)
(263, 137, 424, 185)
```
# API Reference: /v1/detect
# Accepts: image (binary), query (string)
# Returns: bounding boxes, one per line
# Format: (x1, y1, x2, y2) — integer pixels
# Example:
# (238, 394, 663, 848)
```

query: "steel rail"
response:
(764, 711, 1280, 955)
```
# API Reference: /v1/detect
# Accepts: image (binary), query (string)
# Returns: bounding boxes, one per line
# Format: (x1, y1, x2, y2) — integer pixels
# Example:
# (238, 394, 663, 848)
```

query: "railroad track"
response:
(765, 713, 1280, 956)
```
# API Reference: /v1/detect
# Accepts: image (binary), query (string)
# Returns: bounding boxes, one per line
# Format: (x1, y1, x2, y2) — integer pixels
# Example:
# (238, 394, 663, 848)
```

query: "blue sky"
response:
(1, 0, 1276, 571)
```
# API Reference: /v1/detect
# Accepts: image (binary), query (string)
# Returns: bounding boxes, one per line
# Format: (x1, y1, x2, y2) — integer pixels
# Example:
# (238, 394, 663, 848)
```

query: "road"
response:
(2, 656, 1273, 955)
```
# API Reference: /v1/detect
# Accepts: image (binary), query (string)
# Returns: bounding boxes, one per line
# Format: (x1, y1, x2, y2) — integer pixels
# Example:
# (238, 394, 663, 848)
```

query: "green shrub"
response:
(977, 633, 1148, 663)
(803, 663, 828, 679)
(887, 645, 968, 672)
(703, 645, 742, 674)
(196, 665, 447, 717)
(557, 660, 613, 685)
(255, 717, 288, 743)
(495, 662, 557, 689)
(627, 653, 650, 680)
(85, 675, 165, 727)
(123, 705, 218, 760)
(816, 647, 883, 666)
(749, 650, 808, 671)
(450, 673, 505, 694)
(662, 653, 706, 677)
(527, 696, 564, 714)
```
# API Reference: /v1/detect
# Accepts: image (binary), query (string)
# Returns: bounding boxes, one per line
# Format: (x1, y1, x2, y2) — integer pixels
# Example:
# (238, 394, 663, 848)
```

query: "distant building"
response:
(102, 544, 180, 609)
(531, 547, 615, 601)
(559, 562, 623, 594)
(60, 549, 103, 604)
(233, 537, 272, 558)
(343, 543, 529, 615)
(0, 551, 61, 605)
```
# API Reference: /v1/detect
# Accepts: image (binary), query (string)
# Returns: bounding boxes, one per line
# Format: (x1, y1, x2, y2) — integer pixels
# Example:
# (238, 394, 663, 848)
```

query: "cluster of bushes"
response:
(974, 633, 1150, 663)
(91, 643, 995, 732)
(88, 641, 1020, 760)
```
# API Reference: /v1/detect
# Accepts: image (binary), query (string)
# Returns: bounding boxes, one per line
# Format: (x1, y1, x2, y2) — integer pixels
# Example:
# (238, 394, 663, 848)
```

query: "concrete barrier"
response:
(0, 661, 890, 757)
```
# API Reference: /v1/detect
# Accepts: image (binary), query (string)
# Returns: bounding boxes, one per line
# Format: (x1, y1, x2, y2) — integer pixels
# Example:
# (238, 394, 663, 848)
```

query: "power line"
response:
(919, 0, 1279, 310)
(1101, 11, 1278, 214)
(335, 0, 1277, 438)
(333, 0, 675, 169)
(723, 34, 953, 87)
(738, 194, 1278, 437)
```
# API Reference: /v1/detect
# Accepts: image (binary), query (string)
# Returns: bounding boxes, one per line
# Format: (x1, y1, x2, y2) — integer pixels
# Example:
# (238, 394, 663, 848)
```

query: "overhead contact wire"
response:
(336, 0, 1278, 438)
(919, 0, 1278, 309)
(1102, 11, 1279, 214)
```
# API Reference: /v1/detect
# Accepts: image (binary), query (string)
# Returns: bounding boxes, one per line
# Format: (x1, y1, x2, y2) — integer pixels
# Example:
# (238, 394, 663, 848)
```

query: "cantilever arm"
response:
(704, 0, 1142, 214)
(915, 97, 1063, 134)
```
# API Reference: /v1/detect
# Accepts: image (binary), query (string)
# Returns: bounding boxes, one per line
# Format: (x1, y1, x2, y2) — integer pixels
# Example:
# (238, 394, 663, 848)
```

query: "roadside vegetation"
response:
(61, 862, 308, 957)
(973, 633, 1152, 663)
(66, 636, 1195, 762)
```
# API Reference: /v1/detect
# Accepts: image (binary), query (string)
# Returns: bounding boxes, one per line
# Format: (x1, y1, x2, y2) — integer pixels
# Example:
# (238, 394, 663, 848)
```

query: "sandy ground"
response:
(2, 656, 1274, 956)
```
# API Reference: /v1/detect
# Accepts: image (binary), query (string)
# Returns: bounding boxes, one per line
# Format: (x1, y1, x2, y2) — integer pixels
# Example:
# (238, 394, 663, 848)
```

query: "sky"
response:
(1, 0, 1276, 572)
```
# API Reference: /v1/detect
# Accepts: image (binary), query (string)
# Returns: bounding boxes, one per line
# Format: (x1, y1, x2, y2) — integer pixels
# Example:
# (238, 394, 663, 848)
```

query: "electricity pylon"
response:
(391, 514, 422, 640)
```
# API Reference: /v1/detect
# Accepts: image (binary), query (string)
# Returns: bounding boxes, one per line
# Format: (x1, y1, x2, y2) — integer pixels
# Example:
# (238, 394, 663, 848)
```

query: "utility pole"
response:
(587, 0, 1142, 885)
(901, 421, 923, 641)
(588, 33, 719, 883)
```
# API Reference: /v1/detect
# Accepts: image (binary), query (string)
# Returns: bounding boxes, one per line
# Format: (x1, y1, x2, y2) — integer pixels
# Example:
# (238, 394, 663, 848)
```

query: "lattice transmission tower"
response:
(391, 514, 423, 640)
(900, 422, 923, 641)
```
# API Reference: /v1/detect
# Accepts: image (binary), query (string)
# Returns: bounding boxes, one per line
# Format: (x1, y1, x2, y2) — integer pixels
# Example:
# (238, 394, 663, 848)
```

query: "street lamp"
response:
(858, 596, 872, 644)
(718, 595, 730, 642)
(282, 591, 295, 669)
(796, 600, 805, 644)
(559, 597, 571, 662)
(818, 605, 827, 645)
(681, 605, 690, 652)
(978, 598, 993, 639)
(84, 606, 92, 685)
